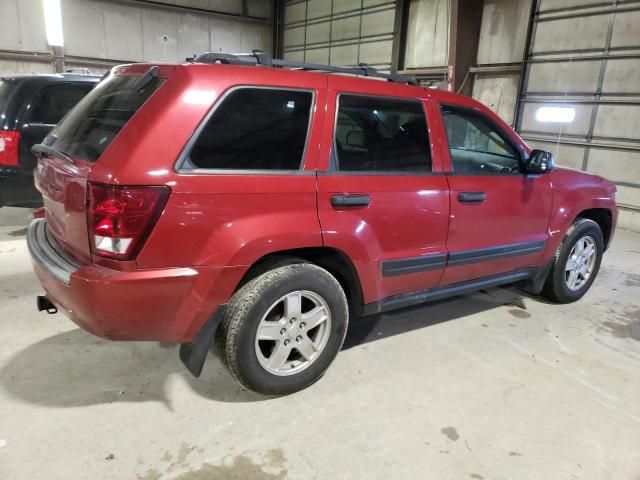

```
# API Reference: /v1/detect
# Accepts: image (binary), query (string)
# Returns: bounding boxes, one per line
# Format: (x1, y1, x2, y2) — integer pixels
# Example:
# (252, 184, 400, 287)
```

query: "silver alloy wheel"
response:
(565, 235, 597, 291)
(254, 290, 332, 376)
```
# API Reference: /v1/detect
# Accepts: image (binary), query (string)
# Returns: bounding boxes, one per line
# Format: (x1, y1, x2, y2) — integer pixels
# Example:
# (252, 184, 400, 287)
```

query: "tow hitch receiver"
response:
(37, 295, 58, 314)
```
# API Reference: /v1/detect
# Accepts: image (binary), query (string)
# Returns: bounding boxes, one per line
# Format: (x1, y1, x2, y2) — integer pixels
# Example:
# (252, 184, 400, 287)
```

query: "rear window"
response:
(0, 79, 17, 114)
(30, 83, 94, 125)
(43, 74, 163, 162)
(185, 88, 313, 171)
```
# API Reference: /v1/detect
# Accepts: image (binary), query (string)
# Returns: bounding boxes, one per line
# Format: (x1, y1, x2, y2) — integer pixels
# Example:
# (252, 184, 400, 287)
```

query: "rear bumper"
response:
(28, 219, 243, 342)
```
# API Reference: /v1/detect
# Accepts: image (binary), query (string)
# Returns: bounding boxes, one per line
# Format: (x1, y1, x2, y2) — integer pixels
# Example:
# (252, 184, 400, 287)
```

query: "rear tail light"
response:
(0, 130, 20, 166)
(88, 183, 169, 260)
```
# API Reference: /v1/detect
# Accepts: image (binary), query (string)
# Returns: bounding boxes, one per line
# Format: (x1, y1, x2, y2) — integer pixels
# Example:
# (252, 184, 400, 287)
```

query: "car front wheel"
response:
(542, 218, 604, 303)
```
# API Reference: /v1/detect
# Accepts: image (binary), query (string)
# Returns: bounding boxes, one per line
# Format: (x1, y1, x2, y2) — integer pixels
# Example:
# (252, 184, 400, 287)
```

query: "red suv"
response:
(28, 52, 617, 395)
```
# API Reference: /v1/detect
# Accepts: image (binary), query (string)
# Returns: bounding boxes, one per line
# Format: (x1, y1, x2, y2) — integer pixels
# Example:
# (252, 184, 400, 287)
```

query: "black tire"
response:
(217, 263, 349, 395)
(541, 218, 604, 303)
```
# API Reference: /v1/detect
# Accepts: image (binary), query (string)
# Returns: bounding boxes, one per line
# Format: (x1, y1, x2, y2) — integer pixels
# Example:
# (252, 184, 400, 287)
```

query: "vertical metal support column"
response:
(391, 0, 409, 74)
(52, 46, 65, 73)
(514, 0, 541, 132)
(273, 0, 285, 58)
(448, 0, 483, 96)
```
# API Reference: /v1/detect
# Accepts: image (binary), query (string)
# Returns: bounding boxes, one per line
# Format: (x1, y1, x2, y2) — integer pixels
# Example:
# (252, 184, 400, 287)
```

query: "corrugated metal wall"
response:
(282, 0, 396, 71)
(0, 0, 273, 75)
(472, 0, 532, 125)
(516, 0, 640, 226)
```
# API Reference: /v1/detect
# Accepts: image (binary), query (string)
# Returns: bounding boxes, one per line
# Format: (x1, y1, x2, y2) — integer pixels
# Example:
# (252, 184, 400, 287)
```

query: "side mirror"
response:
(526, 149, 555, 174)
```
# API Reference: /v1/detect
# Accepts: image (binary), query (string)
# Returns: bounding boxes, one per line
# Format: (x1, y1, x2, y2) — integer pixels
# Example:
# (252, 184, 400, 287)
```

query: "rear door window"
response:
(44, 74, 163, 162)
(29, 83, 94, 125)
(184, 88, 313, 171)
(334, 94, 431, 172)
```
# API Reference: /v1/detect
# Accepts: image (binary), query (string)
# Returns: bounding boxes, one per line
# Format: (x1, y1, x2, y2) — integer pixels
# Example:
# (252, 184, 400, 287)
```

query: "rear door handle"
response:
(458, 192, 487, 203)
(331, 194, 371, 208)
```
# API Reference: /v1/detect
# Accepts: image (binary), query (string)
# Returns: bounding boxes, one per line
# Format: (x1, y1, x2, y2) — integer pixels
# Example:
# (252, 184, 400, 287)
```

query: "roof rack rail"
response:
(187, 50, 418, 85)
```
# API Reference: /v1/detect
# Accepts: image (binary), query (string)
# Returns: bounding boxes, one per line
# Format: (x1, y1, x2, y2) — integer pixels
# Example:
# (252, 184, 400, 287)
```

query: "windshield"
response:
(43, 74, 163, 162)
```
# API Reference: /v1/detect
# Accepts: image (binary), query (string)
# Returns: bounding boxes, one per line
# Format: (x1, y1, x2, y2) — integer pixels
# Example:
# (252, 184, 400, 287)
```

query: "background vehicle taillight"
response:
(0, 130, 20, 166)
(88, 183, 169, 260)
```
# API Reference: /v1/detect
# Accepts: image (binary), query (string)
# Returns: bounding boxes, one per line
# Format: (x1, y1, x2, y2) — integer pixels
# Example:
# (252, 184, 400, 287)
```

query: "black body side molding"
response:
(447, 240, 545, 267)
(179, 305, 227, 377)
(381, 253, 447, 277)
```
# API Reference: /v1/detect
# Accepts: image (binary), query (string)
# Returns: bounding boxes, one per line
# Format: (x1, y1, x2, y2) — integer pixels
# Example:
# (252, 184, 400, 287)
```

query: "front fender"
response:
(544, 169, 617, 258)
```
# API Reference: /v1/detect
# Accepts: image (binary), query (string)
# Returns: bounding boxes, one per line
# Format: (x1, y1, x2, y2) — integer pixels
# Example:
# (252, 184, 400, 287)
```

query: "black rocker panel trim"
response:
(363, 268, 537, 315)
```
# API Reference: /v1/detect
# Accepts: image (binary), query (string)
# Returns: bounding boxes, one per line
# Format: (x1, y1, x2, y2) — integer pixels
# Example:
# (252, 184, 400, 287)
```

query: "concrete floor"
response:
(0, 207, 639, 480)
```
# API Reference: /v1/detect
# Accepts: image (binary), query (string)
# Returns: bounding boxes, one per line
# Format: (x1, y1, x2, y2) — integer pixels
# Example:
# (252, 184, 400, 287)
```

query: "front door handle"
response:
(458, 192, 487, 203)
(331, 194, 371, 208)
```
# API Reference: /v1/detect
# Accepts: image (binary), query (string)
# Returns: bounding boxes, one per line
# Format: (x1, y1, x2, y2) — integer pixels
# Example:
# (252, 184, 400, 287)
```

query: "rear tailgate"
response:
(33, 65, 168, 261)
(34, 155, 93, 261)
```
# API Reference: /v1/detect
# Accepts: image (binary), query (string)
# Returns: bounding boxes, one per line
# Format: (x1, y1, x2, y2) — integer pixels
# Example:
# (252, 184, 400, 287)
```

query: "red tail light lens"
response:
(0, 130, 20, 166)
(88, 183, 169, 260)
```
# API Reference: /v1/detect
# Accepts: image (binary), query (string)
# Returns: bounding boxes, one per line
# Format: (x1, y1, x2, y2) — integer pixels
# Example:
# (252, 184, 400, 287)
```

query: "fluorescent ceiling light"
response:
(536, 106, 575, 123)
(43, 0, 64, 47)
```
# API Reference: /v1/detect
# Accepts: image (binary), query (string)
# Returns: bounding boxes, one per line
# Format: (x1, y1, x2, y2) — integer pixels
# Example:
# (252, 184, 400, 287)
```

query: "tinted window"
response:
(30, 83, 93, 125)
(334, 95, 431, 172)
(0, 79, 15, 109)
(188, 88, 313, 170)
(44, 74, 163, 162)
(442, 106, 521, 174)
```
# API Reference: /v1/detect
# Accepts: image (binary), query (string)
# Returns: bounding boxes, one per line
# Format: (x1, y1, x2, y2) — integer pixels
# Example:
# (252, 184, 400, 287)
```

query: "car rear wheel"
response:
(217, 263, 349, 395)
(542, 218, 604, 303)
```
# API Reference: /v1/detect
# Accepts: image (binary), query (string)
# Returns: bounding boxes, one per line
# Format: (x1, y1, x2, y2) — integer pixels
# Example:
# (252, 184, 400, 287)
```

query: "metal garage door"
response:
(515, 0, 640, 227)
(282, 0, 396, 71)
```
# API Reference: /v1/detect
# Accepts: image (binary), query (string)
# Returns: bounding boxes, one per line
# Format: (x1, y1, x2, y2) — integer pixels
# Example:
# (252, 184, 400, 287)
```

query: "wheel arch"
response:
(575, 208, 613, 249)
(236, 247, 365, 313)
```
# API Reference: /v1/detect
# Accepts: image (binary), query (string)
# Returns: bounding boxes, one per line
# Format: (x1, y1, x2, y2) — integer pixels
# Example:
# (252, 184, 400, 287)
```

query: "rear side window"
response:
(334, 94, 431, 172)
(29, 83, 93, 125)
(44, 74, 163, 162)
(186, 88, 313, 171)
(0, 79, 15, 109)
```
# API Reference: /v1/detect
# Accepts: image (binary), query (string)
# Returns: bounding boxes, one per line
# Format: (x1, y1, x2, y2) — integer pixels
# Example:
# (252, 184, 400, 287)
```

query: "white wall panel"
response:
(593, 105, 640, 141)
(17, 0, 49, 53)
(610, 10, 640, 48)
(477, 0, 531, 64)
(527, 60, 601, 93)
(539, 0, 602, 10)
(210, 17, 242, 53)
(587, 149, 640, 185)
(307, 0, 331, 19)
(602, 59, 640, 94)
(0, 61, 53, 75)
(0, 0, 21, 51)
(533, 15, 609, 53)
(62, 0, 107, 58)
(142, 9, 180, 62)
(178, 14, 210, 61)
(103, 4, 144, 61)
(305, 47, 329, 64)
(307, 21, 330, 45)
(472, 74, 519, 125)
(360, 40, 393, 66)
(404, 0, 449, 68)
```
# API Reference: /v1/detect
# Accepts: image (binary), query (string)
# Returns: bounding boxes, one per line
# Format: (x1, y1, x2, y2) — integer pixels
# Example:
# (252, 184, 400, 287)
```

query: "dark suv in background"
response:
(0, 73, 99, 207)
